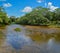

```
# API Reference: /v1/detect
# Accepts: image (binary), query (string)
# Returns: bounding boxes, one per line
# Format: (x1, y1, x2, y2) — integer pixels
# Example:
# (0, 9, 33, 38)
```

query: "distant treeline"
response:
(16, 7, 60, 26)
(0, 6, 60, 26)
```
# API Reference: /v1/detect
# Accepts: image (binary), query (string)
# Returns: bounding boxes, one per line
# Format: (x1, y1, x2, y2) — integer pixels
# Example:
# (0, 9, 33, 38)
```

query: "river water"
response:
(0, 24, 60, 53)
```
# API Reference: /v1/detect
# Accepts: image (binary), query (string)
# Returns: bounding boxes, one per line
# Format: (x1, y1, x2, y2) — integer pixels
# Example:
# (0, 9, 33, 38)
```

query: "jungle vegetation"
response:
(0, 6, 60, 26)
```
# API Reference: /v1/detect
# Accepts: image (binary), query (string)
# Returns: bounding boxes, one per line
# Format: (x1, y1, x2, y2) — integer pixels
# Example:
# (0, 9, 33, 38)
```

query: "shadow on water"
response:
(0, 24, 60, 53)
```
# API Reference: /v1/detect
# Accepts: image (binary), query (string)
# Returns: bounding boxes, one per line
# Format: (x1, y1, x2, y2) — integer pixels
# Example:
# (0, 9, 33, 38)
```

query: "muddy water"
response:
(0, 24, 60, 53)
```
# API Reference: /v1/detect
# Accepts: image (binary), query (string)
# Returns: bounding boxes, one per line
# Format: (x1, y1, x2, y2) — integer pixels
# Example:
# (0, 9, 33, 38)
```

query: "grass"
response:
(0, 25, 6, 29)
(14, 28, 21, 32)
(0, 31, 5, 39)
(28, 31, 60, 43)
(0, 31, 6, 45)
(48, 25, 60, 28)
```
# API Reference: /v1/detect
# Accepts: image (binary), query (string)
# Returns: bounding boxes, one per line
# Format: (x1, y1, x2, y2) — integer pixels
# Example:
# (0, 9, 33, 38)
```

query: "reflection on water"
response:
(0, 24, 60, 53)
(5, 25, 32, 50)
(6, 33, 32, 49)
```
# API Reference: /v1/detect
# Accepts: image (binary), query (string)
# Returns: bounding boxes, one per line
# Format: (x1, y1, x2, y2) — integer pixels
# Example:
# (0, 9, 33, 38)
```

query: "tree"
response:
(0, 6, 10, 25)
(10, 16, 16, 22)
(17, 7, 50, 25)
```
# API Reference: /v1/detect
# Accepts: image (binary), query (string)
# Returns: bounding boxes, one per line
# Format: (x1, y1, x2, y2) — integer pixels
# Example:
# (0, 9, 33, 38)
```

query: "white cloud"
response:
(48, 2, 52, 7)
(37, 0, 42, 3)
(3, 3, 12, 7)
(48, 2, 58, 11)
(22, 6, 32, 13)
(49, 6, 58, 11)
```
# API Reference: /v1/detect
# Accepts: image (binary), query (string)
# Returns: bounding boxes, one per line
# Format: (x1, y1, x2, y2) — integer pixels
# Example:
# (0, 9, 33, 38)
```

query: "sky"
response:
(0, 0, 60, 17)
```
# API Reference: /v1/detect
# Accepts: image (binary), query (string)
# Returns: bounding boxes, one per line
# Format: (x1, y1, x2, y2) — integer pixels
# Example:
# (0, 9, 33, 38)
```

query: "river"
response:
(0, 24, 60, 53)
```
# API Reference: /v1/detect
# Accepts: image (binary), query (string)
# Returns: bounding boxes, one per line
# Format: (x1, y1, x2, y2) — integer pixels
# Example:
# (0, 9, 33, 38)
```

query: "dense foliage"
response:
(0, 7, 16, 26)
(16, 7, 60, 26)
(0, 7, 10, 26)
(0, 6, 60, 26)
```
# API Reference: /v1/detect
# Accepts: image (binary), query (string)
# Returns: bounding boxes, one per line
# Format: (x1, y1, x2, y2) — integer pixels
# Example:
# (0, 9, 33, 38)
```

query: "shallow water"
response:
(0, 24, 60, 53)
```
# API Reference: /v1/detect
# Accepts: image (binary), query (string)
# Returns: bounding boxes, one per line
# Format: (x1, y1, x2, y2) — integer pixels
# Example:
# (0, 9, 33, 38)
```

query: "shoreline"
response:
(0, 24, 60, 29)
(23, 25, 60, 28)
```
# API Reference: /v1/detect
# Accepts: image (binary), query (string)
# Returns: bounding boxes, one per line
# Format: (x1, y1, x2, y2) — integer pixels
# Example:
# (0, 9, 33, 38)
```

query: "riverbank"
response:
(0, 24, 60, 28)
(48, 25, 60, 28)
(25, 25, 60, 29)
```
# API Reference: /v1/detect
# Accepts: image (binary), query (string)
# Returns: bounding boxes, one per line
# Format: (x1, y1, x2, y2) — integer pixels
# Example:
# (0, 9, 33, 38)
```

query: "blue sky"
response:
(0, 0, 60, 17)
